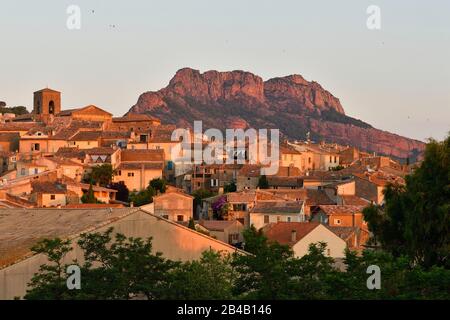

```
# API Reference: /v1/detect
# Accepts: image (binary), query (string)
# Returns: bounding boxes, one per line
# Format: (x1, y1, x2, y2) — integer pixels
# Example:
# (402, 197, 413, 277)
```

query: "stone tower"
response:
(33, 88, 61, 116)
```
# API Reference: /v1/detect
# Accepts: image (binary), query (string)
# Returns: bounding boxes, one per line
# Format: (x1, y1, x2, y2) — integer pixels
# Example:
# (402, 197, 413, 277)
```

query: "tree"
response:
(223, 181, 237, 193)
(129, 186, 155, 207)
(232, 226, 296, 299)
(87, 164, 115, 187)
(363, 134, 450, 268)
(24, 239, 73, 300)
(163, 251, 234, 300)
(81, 182, 98, 204)
(108, 181, 129, 203)
(257, 175, 269, 189)
(188, 217, 196, 230)
(149, 178, 166, 194)
(25, 228, 175, 300)
(0, 105, 29, 115)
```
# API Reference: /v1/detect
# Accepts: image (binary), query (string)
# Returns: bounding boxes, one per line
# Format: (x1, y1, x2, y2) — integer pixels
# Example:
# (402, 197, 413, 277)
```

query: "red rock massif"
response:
(128, 68, 425, 160)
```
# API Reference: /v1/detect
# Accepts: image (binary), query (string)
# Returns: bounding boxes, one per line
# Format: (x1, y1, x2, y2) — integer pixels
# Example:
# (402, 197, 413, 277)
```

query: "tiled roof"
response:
(84, 147, 117, 155)
(121, 149, 164, 162)
(0, 132, 20, 142)
(319, 205, 364, 215)
(50, 128, 79, 140)
(113, 113, 160, 122)
(34, 88, 60, 93)
(267, 176, 303, 187)
(326, 226, 357, 241)
(32, 181, 67, 194)
(0, 122, 39, 131)
(227, 190, 256, 203)
(55, 147, 86, 159)
(340, 195, 370, 206)
(47, 157, 83, 167)
(118, 163, 163, 170)
(199, 220, 242, 232)
(263, 222, 321, 245)
(100, 131, 131, 139)
(251, 200, 303, 214)
(0, 208, 139, 268)
(69, 131, 102, 141)
(238, 164, 262, 177)
(63, 203, 124, 209)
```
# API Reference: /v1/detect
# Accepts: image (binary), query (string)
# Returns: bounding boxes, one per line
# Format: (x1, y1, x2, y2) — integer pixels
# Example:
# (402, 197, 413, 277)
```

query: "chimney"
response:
(291, 230, 297, 243)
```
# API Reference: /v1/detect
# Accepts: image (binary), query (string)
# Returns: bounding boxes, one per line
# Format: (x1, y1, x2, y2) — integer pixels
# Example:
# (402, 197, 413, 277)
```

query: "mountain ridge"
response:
(128, 67, 425, 160)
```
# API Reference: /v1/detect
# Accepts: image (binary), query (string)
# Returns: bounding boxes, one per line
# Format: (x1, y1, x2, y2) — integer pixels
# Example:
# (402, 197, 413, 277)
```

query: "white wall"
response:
(292, 224, 346, 258)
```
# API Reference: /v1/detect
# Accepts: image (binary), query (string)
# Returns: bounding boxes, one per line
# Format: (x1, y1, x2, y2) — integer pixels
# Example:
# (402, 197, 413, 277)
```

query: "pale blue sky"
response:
(0, 0, 449, 141)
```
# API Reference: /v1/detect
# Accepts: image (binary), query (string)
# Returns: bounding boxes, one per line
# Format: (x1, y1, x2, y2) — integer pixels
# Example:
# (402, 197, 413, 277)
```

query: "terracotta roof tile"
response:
(264, 222, 320, 245)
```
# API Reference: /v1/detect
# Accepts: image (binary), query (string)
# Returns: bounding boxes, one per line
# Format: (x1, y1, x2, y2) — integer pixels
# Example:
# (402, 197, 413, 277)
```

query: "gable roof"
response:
(31, 181, 67, 194)
(199, 220, 242, 232)
(251, 200, 303, 214)
(34, 88, 60, 94)
(58, 105, 112, 117)
(121, 149, 164, 162)
(263, 222, 321, 245)
(319, 205, 364, 215)
(0, 208, 247, 270)
(69, 131, 102, 141)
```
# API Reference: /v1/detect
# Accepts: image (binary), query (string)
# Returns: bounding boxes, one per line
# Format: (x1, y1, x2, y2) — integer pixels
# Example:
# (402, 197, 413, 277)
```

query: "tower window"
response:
(49, 101, 55, 114)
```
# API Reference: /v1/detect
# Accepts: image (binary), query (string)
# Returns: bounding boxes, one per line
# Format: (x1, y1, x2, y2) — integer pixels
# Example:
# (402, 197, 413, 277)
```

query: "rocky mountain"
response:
(128, 68, 425, 160)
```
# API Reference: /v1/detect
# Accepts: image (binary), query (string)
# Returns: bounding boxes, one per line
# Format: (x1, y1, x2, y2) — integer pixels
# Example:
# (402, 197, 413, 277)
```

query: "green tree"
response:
(0, 105, 29, 115)
(25, 228, 175, 300)
(223, 181, 237, 193)
(81, 182, 98, 204)
(87, 164, 116, 187)
(257, 175, 269, 189)
(232, 227, 296, 299)
(363, 134, 450, 268)
(149, 178, 167, 194)
(24, 239, 73, 300)
(188, 217, 196, 230)
(108, 181, 129, 203)
(164, 251, 234, 299)
(129, 186, 155, 207)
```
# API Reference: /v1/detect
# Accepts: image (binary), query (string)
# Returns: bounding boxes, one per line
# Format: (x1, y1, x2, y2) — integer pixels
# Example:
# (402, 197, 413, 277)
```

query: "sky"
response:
(0, 0, 449, 141)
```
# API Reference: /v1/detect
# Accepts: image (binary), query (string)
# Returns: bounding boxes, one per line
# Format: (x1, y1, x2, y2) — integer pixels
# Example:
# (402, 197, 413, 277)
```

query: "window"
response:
(50, 195, 56, 200)
(118, 170, 121, 176)
(277, 216, 281, 223)
(211, 179, 219, 187)
(177, 215, 184, 222)
(21, 168, 26, 175)
(162, 215, 169, 219)
(87, 141, 90, 146)
(334, 156, 337, 163)
(308, 157, 311, 164)
(34, 168, 39, 174)
(49, 100, 55, 114)
(334, 219, 341, 225)
(327, 249, 331, 256)
(287, 217, 291, 222)
(33, 143, 40, 151)
(264, 215, 269, 224)
(128, 172, 134, 177)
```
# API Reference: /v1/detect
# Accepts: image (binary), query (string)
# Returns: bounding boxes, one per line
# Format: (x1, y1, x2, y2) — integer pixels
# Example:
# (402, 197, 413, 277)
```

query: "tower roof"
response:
(34, 88, 60, 94)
